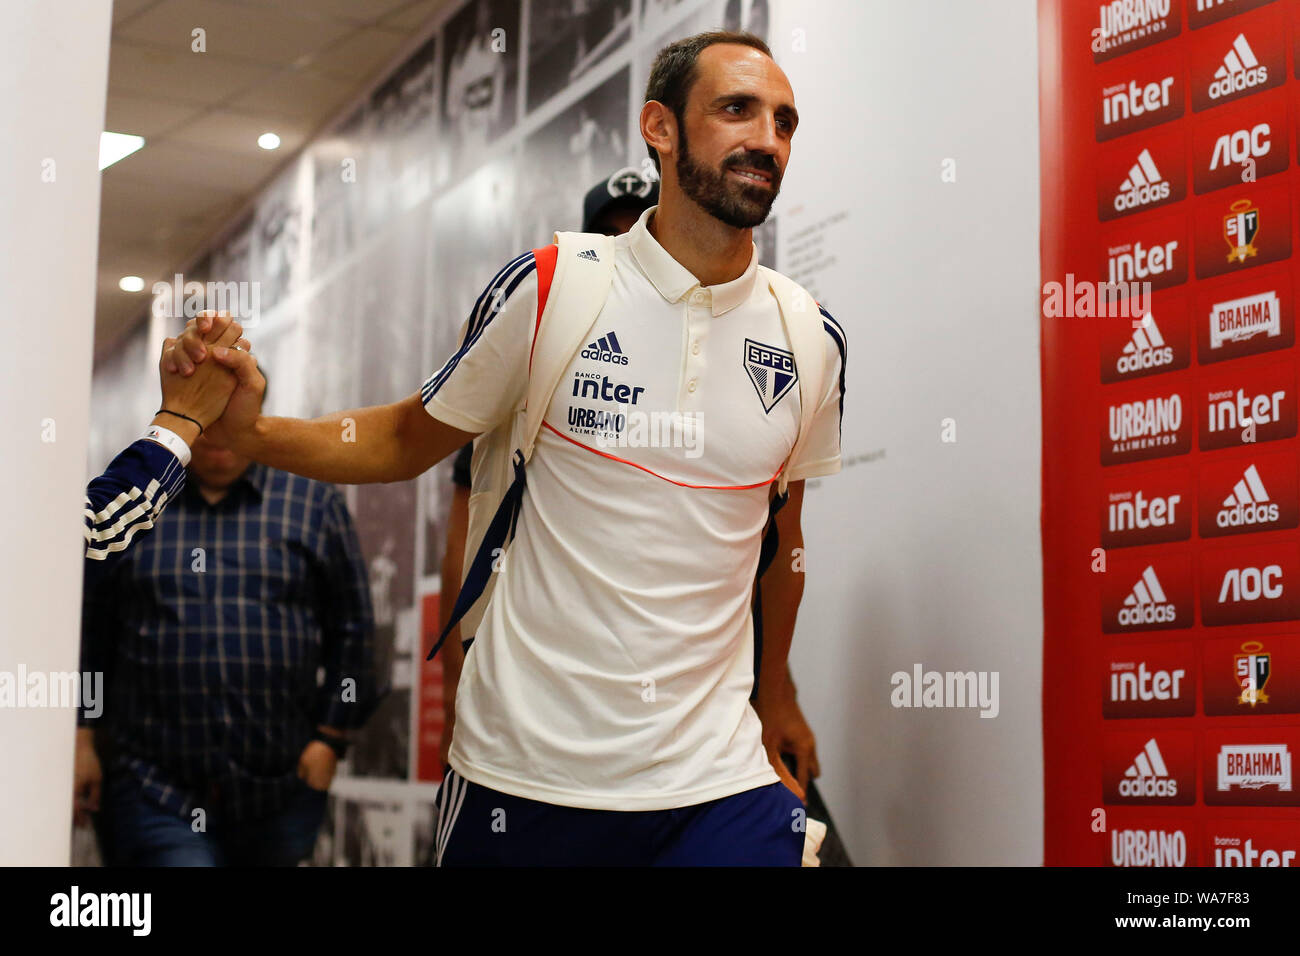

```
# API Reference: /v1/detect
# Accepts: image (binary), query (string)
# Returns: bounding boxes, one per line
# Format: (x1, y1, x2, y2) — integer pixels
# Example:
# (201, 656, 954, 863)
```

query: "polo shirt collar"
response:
(627, 205, 759, 316)
(185, 460, 266, 507)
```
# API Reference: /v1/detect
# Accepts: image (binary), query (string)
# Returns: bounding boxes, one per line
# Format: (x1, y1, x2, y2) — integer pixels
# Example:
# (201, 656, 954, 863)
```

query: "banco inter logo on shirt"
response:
(581, 331, 629, 365)
(744, 339, 798, 413)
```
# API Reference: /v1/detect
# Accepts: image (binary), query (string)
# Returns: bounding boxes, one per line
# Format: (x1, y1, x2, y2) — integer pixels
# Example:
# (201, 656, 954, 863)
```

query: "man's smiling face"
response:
(673, 43, 798, 229)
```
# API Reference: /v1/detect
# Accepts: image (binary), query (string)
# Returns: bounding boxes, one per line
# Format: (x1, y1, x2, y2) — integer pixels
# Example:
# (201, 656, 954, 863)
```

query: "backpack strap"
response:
(427, 234, 615, 661)
(762, 266, 827, 496)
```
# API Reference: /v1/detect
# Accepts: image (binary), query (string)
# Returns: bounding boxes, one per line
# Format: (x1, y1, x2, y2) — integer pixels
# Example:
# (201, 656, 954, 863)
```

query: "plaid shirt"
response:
(80, 461, 383, 822)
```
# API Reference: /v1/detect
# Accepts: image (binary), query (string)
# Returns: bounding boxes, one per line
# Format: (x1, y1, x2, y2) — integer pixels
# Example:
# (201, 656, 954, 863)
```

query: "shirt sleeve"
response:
(84, 437, 187, 563)
(419, 250, 540, 434)
(314, 484, 386, 730)
(786, 305, 847, 482)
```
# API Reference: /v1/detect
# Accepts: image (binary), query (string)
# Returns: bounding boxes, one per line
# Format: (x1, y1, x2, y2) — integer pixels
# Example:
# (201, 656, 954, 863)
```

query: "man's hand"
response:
(163, 311, 266, 453)
(157, 312, 248, 439)
(754, 674, 820, 800)
(73, 729, 101, 827)
(297, 741, 338, 793)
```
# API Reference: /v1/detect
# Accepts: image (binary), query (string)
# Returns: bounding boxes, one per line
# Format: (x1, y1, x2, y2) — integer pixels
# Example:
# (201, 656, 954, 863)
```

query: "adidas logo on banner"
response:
(1114, 149, 1170, 213)
(577, 249, 600, 262)
(1217, 463, 1279, 529)
(1210, 33, 1269, 101)
(580, 330, 629, 365)
(1118, 565, 1177, 626)
(1120, 738, 1178, 797)
(1117, 311, 1174, 373)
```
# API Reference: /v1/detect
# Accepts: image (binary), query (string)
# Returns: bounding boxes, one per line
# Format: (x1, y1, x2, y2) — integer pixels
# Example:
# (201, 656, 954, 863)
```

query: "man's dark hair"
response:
(643, 30, 773, 174)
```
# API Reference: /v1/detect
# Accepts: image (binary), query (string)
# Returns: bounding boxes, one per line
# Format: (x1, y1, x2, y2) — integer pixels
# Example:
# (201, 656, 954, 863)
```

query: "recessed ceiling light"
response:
(119, 275, 146, 293)
(100, 132, 145, 170)
(258, 132, 281, 150)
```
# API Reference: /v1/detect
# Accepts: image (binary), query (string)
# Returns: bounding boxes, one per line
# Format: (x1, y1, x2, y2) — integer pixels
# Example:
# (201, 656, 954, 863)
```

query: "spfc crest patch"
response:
(744, 338, 798, 413)
(1224, 198, 1259, 263)
(1235, 640, 1271, 706)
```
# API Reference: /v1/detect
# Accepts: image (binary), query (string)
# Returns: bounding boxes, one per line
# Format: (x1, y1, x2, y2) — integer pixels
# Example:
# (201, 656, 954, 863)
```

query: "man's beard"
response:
(674, 127, 781, 229)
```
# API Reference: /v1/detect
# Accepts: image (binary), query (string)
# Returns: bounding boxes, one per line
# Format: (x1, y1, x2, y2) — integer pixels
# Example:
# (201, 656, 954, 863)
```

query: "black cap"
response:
(582, 167, 659, 234)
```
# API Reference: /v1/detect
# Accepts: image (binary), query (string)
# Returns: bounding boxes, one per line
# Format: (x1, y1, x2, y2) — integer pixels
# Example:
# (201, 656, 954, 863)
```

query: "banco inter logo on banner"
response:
(1188, 0, 1279, 32)
(1092, 0, 1181, 63)
(1101, 466, 1191, 548)
(1198, 361, 1296, 450)
(1104, 642, 1195, 718)
(1205, 729, 1300, 806)
(1199, 452, 1298, 537)
(1109, 825, 1191, 867)
(1102, 387, 1192, 465)
(1099, 136, 1185, 220)
(1102, 555, 1192, 633)
(1100, 298, 1189, 383)
(1104, 732, 1195, 805)
(1102, 213, 1187, 292)
(1191, 19, 1285, 112)
(1200, 541, 1300, 625)
(1208, 823, 1299, 868)
(1095, 52, 1182, 141)
(1197, 273, 1293, 364)
(1193, 94, 1288, 194)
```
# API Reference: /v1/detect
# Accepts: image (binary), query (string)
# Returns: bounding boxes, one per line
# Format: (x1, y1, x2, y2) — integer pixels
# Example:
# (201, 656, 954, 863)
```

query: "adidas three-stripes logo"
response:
(578, 249, 600, 262)
(580, 330, 629, 365)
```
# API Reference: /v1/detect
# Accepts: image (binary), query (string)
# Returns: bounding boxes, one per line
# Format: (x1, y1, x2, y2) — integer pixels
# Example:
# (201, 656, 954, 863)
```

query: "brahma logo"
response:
(1093, 0, 1180, 63)
(1102, 389, 1191, 464)
(1203, 288, 1285, 362)
(1105, 731, 1194, 804)
(1206, 730, 1300, 804)
(1218, 743, 1291, 791)
(1101, 467, 1190, 548)
(1110, 827, 1189, 867)
(1104, 642, 1194, 718)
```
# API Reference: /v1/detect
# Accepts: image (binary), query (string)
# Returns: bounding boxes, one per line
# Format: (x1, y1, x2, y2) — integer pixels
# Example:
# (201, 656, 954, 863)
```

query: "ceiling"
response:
(97, 0, 455, 361)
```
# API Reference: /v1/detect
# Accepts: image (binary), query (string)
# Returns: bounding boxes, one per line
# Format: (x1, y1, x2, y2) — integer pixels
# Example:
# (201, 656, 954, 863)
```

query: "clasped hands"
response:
(156, 311, 265, 449)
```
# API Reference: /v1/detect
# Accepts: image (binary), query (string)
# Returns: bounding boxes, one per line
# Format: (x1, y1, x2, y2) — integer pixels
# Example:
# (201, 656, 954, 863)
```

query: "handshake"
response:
(155, 311, 267, 450)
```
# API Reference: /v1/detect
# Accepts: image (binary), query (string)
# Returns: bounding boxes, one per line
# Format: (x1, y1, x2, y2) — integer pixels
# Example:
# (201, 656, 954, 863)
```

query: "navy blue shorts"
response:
(433, 767, 806, 866)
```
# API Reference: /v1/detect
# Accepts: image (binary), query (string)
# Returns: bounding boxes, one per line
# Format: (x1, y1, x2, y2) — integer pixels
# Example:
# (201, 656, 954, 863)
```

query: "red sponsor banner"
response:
(1095, 49, 1184, 141)
(1203, 727, 1300, 805)
(1101, 382, 1193, 465)
(1191, 89, 1289, 193)
(1204, 634, 1300, 715)
(1106, 820, 1196, 865)
(1200, 540, 1300, 625)
(1188, 0, 1281, 32)
(1101, 464, 1193, 548)
(1099, 290, 1191, 383)
(416, 592, 447, 783)
(1103, 730, 1196, 804)
(1103, 641, 1197, 717)
(1102, 552, 1194, 634)
(1090, 0, 1182, 64)
(1195, 269, 1294, 363)
(1197, 359, 1296, 449)
(1198, 449, 1299, 537)
(1098, 126, 1188, 219)
(1205, 820, 1300, 866)
(1101, 210, 1189, 292)
(1193, 181, 1291, 279)
(1189, 5, 1286, 113)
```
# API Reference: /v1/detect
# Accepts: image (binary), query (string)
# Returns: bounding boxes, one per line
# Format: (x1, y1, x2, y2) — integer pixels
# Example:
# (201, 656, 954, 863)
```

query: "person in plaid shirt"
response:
(78, 376, 385, 866)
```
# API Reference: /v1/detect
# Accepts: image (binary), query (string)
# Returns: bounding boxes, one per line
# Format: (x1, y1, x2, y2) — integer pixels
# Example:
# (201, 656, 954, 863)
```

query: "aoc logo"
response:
(743, 339, 798, 414)
(1110, 828, 1188, 867)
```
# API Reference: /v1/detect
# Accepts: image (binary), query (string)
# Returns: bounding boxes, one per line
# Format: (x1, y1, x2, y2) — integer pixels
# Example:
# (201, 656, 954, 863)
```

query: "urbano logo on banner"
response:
(1099, 291, 1190, 383)
(1207, 822, 1299, 868)
(1197, 360, 1296, 450)
(1102, 386, 1192, 465)
(1092, 0, 1181, 63)
(1204, 729, 1300, 806)
(1102, 554, 1193, 634)
(1103, 731, 1195, 805)
(1101, 465, 1191, 548)
(1095, 49, 1183, 142)
(1108, 824, 1192, 867)
(1204, 635, 1300, 715)
(1103, 641, 1195, 718)
(1196, 271, 1293, 364)
(1200, 541, 1300, 626)
(1189, 12, 1285, 112)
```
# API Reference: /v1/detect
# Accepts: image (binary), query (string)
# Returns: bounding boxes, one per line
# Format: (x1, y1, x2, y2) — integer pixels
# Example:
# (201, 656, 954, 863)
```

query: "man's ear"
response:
(640, 100, 676, 167)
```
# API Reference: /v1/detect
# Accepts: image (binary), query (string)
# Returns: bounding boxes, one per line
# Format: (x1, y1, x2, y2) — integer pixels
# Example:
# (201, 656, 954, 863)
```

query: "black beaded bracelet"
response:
(156, 408, 204, 435)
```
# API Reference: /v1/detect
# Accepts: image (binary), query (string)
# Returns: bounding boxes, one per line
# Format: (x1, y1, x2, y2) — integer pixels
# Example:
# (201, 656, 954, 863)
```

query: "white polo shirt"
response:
(422, 206, 846, 810)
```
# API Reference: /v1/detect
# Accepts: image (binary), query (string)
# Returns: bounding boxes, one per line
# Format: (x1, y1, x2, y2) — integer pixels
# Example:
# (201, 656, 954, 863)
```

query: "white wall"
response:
(0, 0, 113, 864)
(776, 0, 1044, 864)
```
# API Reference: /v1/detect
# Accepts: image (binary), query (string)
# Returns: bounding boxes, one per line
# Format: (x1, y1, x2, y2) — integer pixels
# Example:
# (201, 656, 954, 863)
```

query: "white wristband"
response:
(143, 424, 192, 467)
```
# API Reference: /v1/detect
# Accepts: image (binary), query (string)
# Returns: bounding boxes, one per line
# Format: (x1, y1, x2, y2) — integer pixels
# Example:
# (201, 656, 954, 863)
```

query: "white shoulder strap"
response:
(761, 266, 827, 495)
(520, 231, 617, 460)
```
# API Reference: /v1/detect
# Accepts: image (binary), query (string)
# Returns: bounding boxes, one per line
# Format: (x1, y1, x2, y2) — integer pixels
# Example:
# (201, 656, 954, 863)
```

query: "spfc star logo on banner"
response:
(743, 338, 798, 413)
(1224, 198, 1260, 263)
(1235, 640, 1271, 706)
